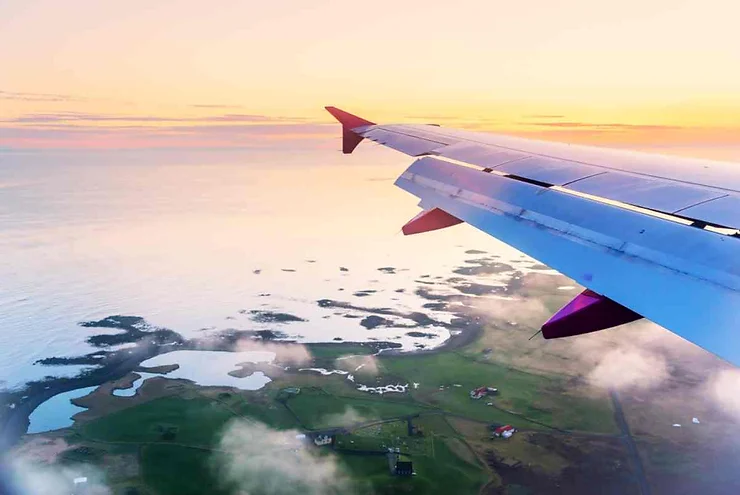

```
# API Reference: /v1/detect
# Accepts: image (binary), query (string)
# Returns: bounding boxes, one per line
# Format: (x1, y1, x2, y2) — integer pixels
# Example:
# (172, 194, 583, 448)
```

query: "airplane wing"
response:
(326, 106, 740, 366)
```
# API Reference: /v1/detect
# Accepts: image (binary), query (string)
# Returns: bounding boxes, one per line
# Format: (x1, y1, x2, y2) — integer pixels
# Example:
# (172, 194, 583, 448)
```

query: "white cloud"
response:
(211, 420, 353, 495)
(1, 456, 110, 495)
(321, 407, 368, 428)
(586, 346, 670, 391)
(334, 354, 379, 375)
(707, 369, 740, 419)
(234, 340, 312, 366)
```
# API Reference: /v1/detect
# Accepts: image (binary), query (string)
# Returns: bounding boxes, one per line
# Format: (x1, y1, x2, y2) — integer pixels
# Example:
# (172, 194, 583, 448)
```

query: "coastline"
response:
(0, 310, 483, 451)
(0, 259, 547, 451)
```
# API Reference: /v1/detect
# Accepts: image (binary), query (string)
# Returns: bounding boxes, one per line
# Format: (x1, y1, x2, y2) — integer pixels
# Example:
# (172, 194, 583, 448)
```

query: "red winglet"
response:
(325, 107, 375, 129)
(541, 289, 642, 339)
(402, 208, 463, 235)
(325, 106, 376, 154)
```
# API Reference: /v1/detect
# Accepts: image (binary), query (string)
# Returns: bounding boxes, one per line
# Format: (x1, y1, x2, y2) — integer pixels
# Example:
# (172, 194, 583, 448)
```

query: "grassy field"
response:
(51, 333, 625, 495)
(41, 330, 628, 495)
(72, 385, 491, 495)
(141, 444, 230, 495)
(379, 351, 618, 434)
(35, 294, 634, 495)
(284, 387, 429, 429)
(339, 437, 488, 495)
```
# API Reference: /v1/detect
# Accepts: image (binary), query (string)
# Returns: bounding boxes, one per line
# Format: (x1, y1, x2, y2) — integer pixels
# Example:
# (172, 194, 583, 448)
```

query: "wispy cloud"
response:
(3, 111, 308, 124)
(0, 90, 86, 103)
(190, 104, 247, 109)
(0, 123, 334, 149)
(520, 121, 684, 131)
(522, 114, 566, 119)
(0, 109, 333, 149)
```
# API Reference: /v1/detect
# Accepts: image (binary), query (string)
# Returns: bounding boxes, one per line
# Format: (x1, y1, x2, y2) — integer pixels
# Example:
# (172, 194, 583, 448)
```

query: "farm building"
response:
(313, 434, 333, 446)
(387, 448, 413, 476)
(470, 386, 499, 399)
(492, 425, 517, 439)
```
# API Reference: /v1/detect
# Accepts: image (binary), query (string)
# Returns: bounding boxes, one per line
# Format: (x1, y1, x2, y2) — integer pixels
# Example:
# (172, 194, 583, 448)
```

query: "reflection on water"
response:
(26, 386, 97, 434)
(112, 372, 158, 397)
(138, 350, 274, 389)
(4, 144, 737, 390)
(0, 146, 519, 390)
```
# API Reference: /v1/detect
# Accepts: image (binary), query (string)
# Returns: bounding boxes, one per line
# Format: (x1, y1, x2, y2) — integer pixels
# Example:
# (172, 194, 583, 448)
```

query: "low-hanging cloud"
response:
(1, 455, 110, 495)
(707, 369, 740, 419)
(320, 407, 368, 428)
(469, 296, 551, 329)
(586, 346, 670, 391)
(211, 419, 353, 495)
(234, 339, 313, 366)
(334, 354, 379, 375)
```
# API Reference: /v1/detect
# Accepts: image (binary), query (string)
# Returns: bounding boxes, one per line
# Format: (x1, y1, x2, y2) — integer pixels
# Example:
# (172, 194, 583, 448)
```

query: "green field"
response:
(70, 380, 492, 494)
(339, 437, 488, 495)
(45, 312, 626, 495)
(285, 387, 429, 429)
(380, 352, 617, 434)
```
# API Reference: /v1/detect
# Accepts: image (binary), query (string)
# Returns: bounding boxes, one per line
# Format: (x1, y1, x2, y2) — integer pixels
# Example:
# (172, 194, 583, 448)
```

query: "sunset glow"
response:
(2, 0, 739, 150)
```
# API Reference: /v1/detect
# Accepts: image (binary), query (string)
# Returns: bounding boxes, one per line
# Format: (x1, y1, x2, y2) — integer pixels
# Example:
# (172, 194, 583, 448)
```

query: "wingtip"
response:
(324, 106, 375, 129)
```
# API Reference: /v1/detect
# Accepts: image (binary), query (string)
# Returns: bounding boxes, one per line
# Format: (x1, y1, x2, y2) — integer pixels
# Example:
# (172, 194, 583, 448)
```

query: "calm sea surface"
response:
(2, 143, 739, 391)
(0, 145, 520, 390)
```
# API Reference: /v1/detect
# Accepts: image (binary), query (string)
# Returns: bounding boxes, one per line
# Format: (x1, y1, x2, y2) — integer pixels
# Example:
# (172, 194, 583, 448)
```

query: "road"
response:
(610, 389, 652, 495)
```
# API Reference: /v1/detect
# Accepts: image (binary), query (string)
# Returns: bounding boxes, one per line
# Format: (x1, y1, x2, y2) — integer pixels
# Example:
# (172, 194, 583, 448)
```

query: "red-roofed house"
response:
(492, 425, 517, 438)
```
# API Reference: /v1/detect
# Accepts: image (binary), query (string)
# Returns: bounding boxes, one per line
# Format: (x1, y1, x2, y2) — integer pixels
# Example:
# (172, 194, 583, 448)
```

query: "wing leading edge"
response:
(326, 106, 740, 367)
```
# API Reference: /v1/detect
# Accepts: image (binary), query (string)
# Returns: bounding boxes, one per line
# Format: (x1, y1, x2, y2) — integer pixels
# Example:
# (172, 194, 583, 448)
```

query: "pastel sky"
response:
(1, 0, 739, 149)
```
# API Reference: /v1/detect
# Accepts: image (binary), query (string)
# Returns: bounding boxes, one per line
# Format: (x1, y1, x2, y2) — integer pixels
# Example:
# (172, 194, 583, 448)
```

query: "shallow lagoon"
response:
(137, 350, 275, 389)
(27, 386, 97, 434)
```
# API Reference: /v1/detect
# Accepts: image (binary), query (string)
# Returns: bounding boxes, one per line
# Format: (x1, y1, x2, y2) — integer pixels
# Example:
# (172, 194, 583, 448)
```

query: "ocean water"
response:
(3, 143, 739, 393)
(0, 145, 524, 391)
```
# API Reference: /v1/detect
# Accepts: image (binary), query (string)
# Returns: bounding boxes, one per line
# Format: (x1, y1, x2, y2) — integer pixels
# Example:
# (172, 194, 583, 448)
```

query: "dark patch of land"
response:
(422, 302, 447, 311)
(452, 260, 513, 276)
(454, 282, 506, 296)
(353, 290, 377, 297)
(360, 316, 396, 329)
(242, 310, 307, 324)
(80, 316, 185, 348)
(406, 332, 436, 339)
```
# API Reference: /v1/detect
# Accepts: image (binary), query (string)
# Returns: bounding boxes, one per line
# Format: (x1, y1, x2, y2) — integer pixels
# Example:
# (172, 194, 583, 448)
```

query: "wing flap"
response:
(565, 172, 726, 213)
(676, 195, 740, 228)
(360, 124, 740, 229)
(495, 156, 604, 186)
(324, 107, 740, 365)
(395, 156, 740, 365)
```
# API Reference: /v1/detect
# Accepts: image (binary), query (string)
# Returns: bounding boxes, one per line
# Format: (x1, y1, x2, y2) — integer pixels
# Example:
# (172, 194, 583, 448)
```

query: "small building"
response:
(470, 386, 499, 400)
(395, 456, 413, 476)
(387, 448, 413, 476)
(492, 425, 517, 439)
(313, 434, 333, 446)
(470, 387, 488, 399)
(72, 477, 88, 495)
